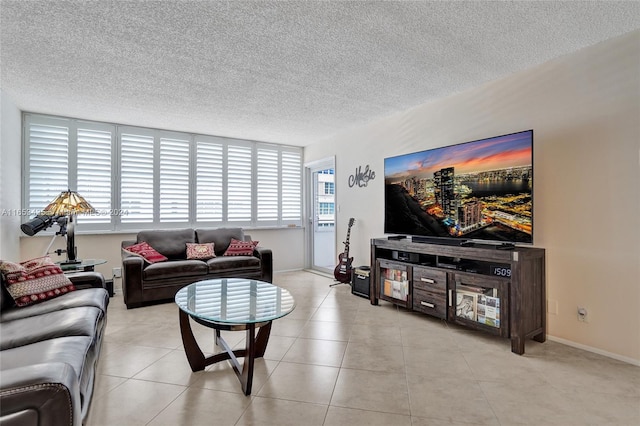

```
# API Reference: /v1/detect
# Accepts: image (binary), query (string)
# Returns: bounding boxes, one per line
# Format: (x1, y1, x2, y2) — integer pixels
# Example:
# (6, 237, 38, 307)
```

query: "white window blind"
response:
(256, 146, 279, 223)
(227, 144, 252, 223)
(160, 137, 190, 222)
(196, 139, 224, 222)
(26, 121, 69, 214)
(77, 125, 113, 224)
(281, 150, 302, 224)
(120, 132, 154, 223)
(23, 113, 303, 230)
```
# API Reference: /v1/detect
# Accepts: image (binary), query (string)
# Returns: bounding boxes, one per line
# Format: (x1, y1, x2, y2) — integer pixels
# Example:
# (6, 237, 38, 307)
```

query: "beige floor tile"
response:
(331, 368, 410, 415)
(400, 323, 458, 350)
(86, 378, 185, 425)
(462, 349, 547, 386)
(349, 323, 403, 346)
(480, 381, 591, 425)
(147, 387, 252, 426)
(353, 303, 399, 326)
(270, 317, 309, 338)
(262, 334, 297, 361)
(257, 361, 339, 404)
(97, 344, 172, 378)
(132, 349, 205, 386)
(403, 346, 472, 379)
(310, 306, 358, 323)
(324, 406, 412, 426)
(407, 375, 498, 425)
(282, 337, 347, 367)
(341, 342, 406, 373)
(299, 319, 353, 341)
(235, 396, 328, 426)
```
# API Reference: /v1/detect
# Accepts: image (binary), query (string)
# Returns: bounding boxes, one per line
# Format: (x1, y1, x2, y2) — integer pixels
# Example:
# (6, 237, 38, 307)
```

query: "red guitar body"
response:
(334, 218, 355, 283)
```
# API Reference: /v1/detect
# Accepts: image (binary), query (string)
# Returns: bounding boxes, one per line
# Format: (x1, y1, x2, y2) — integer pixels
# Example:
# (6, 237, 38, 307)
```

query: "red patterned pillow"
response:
(123, 242, 168, 263)
(186, 243, 216, 260)
(223, 238, 259, 256)
(0, 256, 75, 307)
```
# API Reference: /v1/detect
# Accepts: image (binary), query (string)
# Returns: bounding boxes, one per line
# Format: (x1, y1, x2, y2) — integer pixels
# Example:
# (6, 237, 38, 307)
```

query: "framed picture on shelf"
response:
(456, 290, 477, 321)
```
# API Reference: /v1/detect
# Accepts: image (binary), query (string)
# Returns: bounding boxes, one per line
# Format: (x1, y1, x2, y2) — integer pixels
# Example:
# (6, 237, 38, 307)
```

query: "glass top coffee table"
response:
(175, 278, 295, 395)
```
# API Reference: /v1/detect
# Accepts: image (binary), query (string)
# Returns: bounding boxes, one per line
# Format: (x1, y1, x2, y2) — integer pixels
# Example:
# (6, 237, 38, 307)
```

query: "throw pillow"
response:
(0, 256, 75, 307)
(123, 241, 168, 264)
(186, 243, 216, 260)
(223, 238, 259, 256)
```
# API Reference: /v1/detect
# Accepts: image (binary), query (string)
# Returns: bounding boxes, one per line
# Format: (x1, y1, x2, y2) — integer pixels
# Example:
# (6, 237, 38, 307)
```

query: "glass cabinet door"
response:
(377, 259, 411, 308)
(450, 272, 509, 337)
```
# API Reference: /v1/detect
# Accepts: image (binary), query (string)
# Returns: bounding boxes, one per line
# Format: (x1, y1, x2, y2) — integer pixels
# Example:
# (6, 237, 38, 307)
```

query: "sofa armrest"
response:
(67, 271, 106, 290)
(253, 246, 273, 283)
(0, 363, 81, 426)
(121, 243, 145, 309)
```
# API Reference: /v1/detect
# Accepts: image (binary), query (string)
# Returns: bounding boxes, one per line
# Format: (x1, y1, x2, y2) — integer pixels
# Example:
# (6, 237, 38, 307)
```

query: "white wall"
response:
(305, 30, 640, 363)
(0, 90, 22, 261)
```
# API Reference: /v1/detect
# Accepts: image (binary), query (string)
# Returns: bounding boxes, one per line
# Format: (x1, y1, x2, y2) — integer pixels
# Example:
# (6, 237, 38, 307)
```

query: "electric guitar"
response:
(334, 218, 355, 283)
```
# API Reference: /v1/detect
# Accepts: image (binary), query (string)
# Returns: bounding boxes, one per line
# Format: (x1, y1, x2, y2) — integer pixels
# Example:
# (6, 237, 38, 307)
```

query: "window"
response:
(23, 114, 303, 231)
(318, 202, 335, 215)
(324, 182, 334, 195)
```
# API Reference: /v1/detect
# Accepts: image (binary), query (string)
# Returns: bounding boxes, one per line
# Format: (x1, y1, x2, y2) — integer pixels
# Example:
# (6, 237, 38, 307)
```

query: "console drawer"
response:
(412, 288, 447, 319)
(412, 267, 447, 293)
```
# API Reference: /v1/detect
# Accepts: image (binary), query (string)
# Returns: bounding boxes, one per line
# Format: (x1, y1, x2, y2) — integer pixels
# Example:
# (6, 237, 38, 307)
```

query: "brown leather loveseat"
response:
(121, 228, 272, 309)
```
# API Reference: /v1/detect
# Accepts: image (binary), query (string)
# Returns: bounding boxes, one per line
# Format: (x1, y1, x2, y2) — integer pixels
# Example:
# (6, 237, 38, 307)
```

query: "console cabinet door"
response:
(449, 272, 510, 338)
(377, 259, 411, 308)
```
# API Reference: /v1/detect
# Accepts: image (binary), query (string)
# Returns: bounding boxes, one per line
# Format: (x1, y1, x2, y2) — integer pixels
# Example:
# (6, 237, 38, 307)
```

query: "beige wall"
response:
(306, 31, 640, 363)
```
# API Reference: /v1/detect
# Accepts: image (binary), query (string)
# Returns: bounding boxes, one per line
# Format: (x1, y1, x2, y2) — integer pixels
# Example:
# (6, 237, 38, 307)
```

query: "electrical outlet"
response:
(577, 306, 588, 322)
(112, 267, 122, 278)
(547, 299, 558, 315)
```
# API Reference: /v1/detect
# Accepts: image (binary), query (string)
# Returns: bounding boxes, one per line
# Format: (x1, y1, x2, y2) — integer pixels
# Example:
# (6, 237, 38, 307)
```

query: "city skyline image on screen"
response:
(384, 130, 533, 244)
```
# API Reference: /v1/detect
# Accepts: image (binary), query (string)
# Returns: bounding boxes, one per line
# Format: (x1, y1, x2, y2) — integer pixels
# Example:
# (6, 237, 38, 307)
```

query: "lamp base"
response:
(60, 259, 82, 266)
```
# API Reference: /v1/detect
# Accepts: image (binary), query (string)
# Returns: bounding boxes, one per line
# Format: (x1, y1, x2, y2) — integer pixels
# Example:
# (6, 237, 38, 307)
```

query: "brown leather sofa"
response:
(0, 272, 109, 426)
(121, 228, 273, 309)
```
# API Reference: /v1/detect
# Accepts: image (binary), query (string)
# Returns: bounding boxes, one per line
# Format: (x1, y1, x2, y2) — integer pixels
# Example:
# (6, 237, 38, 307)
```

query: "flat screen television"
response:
(384, 130, 533, 245)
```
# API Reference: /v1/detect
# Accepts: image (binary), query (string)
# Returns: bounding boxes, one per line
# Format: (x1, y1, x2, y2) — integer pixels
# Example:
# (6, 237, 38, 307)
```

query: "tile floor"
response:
(87, 271, 640, 425)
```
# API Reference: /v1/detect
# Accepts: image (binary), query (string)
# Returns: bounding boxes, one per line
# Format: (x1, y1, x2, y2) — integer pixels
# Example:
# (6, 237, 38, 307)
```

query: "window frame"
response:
(22, 113, 303, 232)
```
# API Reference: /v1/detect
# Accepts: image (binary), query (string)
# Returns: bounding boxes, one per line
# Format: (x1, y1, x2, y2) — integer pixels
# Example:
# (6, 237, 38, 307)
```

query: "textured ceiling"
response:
(2, 1, 640, 146)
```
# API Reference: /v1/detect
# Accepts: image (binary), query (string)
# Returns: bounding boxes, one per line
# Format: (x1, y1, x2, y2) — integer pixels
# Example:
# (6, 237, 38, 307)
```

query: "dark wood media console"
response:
(370, 238, 546, 355)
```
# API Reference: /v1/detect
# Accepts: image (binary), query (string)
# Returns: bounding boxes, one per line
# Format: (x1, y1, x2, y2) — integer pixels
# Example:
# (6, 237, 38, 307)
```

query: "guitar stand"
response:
(330, 280, 350, 287)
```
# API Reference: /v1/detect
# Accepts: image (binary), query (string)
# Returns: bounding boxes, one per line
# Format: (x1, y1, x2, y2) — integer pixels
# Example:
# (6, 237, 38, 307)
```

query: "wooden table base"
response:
(179, 309, 272, 395)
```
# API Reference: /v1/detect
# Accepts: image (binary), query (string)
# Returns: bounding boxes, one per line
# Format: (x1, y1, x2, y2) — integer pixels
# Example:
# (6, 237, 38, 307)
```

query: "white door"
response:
(305, 158, 336, 275)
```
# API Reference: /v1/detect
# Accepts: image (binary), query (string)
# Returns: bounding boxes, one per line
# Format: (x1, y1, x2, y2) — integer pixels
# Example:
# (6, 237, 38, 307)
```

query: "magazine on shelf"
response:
(476, 294, 500, 327)
(456, 290, 477, 321)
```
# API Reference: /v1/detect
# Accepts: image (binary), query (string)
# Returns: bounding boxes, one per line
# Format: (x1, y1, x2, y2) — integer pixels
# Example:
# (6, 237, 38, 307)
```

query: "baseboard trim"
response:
(547, 335, 640, 366)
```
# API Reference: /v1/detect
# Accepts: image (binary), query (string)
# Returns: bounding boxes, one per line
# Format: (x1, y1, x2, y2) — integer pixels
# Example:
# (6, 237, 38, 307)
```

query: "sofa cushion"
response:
(196, 228, 244, 256)
(206, 256, 261, 274)
(223, 238, 259, 256)
(0, 288, 108, 323)
(0, 257, 75, 307)
(143, 260, 209, 281)
(0, 306, 103, 351)
(137, 228, 196, 259)
(123, 241, 168, 264)
(186, 243, 216, 260)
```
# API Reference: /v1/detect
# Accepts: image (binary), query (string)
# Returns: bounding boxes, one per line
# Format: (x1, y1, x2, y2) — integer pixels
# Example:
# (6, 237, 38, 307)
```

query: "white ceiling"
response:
(2, 1, 640, 146)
